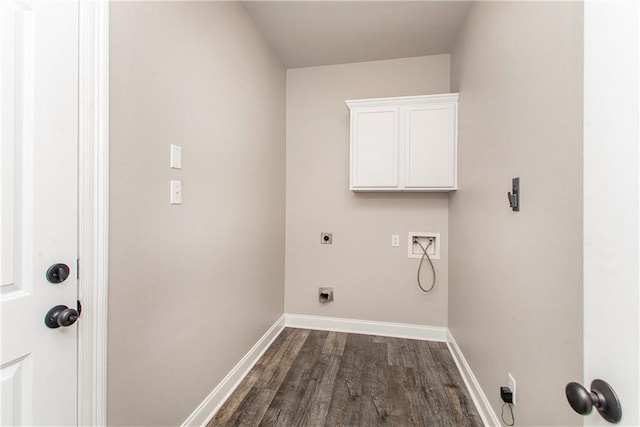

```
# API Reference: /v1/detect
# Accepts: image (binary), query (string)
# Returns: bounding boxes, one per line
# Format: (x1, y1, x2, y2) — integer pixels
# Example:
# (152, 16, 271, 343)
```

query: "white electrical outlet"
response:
(170, 180, 182, 204)
(391, 235, 400, 247)
(508, 373, 516, 405)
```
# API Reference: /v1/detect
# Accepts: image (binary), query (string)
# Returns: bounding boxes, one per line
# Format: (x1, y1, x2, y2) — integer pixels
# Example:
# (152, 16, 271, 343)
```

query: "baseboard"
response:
(181, 314, 495, 427)
(181, 314, 286, 427)
(285, 313, 447, 342)
(446, 329, 500, 427)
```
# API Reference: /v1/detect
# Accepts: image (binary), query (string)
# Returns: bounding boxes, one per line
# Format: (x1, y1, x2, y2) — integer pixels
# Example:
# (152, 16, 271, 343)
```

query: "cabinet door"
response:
(403, 103, 456, 189)
(350, 106, 399, 189)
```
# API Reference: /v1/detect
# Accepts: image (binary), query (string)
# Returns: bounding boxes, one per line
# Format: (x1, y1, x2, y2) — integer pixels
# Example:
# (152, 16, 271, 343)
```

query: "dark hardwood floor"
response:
(208, 328, 483, 427)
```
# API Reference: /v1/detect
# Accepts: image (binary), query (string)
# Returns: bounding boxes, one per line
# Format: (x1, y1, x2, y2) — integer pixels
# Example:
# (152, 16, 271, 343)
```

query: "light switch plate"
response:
(170, 144, 182, 169)
(170, 180, 182, 204)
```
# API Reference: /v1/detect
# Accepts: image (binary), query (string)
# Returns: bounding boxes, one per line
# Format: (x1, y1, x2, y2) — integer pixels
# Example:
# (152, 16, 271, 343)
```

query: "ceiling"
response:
(241, 1, 472, 69)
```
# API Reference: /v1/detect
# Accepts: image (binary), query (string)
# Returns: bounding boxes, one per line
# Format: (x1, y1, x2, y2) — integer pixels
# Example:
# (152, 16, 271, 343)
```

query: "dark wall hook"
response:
(507, 177, 520, 211)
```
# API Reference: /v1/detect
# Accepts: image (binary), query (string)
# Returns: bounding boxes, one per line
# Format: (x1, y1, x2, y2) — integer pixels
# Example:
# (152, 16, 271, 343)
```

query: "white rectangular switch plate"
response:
(391, 235, 400, 247)
(170, 180, 182, 204)
(170, 144, 182, 169)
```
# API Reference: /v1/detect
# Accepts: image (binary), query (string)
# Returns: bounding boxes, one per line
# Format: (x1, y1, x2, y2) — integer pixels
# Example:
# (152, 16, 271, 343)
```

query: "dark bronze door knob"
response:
(566, 379, 622, 423)
(44, 305, 79, 328)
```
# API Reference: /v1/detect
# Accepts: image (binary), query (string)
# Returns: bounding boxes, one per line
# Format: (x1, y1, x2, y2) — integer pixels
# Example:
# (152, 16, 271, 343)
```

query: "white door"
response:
(583, 0, 639, 425)
(1, 1, 79, 425)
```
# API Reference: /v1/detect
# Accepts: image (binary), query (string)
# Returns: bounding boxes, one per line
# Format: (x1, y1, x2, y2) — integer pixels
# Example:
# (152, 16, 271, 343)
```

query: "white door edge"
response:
(77, 0, 109, 425)
(583, 1, 640, 425)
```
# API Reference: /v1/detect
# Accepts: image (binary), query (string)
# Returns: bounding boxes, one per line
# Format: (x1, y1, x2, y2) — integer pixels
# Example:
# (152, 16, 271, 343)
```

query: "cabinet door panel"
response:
(404, 105, 456, 188)
(351, 107, 398, 188)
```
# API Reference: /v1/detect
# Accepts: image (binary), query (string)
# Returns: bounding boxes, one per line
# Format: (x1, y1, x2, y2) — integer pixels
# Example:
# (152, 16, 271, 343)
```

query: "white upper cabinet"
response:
(346, 94, 458, 191)
(350, 106, 400, 188)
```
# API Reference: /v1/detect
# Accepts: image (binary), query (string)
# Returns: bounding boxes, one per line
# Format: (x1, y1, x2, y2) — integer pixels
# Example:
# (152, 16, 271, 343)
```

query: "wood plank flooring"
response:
(208, 328, 483, 427)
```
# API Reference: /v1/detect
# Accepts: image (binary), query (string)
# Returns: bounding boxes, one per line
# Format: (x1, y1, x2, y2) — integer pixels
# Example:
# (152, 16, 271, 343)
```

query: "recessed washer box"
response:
(408, 232, 440, 259)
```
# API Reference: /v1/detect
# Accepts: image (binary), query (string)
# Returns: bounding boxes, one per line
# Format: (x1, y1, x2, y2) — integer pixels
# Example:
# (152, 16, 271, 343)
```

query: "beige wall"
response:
(108, 3, 285, 425)
(449, 2, 583, 425)
(285, 56, 451, 326)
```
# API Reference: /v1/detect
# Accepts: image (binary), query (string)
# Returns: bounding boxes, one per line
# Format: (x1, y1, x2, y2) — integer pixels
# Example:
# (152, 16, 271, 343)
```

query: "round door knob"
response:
(46, 263, 70, 283)
(44, 305, 79, 329)
(565, 379, 622, 423)
(566, 382, 596, 415)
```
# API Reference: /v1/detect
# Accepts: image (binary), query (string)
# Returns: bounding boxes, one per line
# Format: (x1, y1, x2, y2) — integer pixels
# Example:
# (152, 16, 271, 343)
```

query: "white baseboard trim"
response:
(446, 329, 500, 427)
(285, 313, 447, 342)
(181, 315, 286, 427)
(182, 314, 496, 427)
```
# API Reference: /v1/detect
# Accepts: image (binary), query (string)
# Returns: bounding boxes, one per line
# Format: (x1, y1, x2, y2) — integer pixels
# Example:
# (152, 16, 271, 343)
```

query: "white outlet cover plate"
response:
(391, 234, 400, 247)
(170, 180, 182, 204)
(508, 373, 516, 405)
(408, 232, 441, 259)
